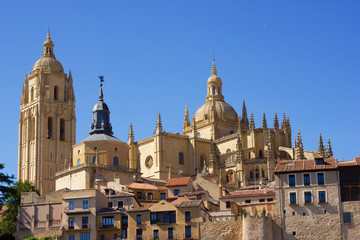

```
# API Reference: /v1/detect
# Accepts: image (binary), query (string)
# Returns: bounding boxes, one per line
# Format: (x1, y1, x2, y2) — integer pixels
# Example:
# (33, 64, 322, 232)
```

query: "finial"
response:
(47, 28, 51, 39)
(155, 112, 163, 134)
(128, 123, 135, 144)
(327, 139, 333, 158)
(318, 133, 326, 157)
(250, 112, 255, 130)
(98, 76, 104, 101)
(273, 111, 279, 130)
(183, 106, 190, 129)
(211, 58, 217, 75)
(262, 111, 267, 129)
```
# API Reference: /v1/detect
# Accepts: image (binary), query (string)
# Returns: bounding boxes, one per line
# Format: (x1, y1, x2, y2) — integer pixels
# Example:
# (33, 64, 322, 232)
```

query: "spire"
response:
(212, 58, 217, 75)
(287, 116, 291, 133)
(155, 112, 163, 134)
(89, 76, 113, 136)
(318, 133, 326, 157)
(128, 123, 134, 145)
(273, 112, 279, 130)
(293, 139, 297, 148)
(235, 133, 243, 163)
(67, 69, 75, 102)
(250, 112, 255, 131)
(281, 113, 286, 131)
(183, 106, 190, 130)
(21, 74, 29, 105)
(42, 29, 55, 58)
(242, 101, 248, 121)
(327, 139, 333, 158)
(296, 129, 305, 159)
(262, 112, 267, 129)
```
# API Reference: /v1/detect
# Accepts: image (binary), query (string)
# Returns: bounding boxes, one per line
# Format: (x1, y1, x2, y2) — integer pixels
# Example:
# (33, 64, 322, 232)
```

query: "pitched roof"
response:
(220, 188, 275, 199)
(166, 177, 191, 187)
(127, 182, 160, 191)
(338, 157, 360, 167)
(274, 158, 338, 173)
(126, 205, 151, 213)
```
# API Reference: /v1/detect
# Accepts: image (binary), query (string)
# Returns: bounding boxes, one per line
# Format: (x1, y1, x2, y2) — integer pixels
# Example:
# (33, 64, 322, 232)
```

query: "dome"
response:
(207, 74, 222, 83)
(32, 56, 64, 74)
(92, 101, 109, 112)
(194, 100, 238, 123)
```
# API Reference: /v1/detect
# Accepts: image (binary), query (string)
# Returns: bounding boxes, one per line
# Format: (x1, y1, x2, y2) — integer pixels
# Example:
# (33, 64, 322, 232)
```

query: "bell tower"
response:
(18, 31, 76, 195)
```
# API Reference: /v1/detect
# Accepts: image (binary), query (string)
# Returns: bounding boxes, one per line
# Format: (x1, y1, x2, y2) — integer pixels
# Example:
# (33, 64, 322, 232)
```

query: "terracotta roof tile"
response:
(275, 158, 338, 173)
(166, 177, 191, 187)
(127, 182, 160, 191)
(220, 188, 275, 199)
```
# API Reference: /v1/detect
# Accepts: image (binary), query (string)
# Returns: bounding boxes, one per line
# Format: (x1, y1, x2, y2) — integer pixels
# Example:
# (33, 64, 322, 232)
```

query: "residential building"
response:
(127, 182, 167, 205)
(166, 177, 193, 198)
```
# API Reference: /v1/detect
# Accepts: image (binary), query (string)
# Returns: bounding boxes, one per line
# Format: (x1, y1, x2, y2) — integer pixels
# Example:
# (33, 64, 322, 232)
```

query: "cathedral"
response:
(18, 32, 330, 195)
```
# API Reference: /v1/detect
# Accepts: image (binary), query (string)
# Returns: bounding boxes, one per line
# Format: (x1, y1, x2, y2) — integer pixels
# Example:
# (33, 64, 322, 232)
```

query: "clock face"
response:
(145, 156, 153, 168)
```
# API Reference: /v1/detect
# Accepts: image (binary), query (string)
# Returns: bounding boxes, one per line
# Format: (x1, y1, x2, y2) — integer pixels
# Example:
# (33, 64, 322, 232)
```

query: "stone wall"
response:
(242, 215, 273, 240)
(200, 218, 242, 240)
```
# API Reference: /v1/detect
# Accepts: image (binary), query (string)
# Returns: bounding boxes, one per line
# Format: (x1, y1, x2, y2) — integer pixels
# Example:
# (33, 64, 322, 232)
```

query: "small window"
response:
(113, 156, 119, 166)
(226, 201, 231, 208)
(185, 211, 191, 221)
(324, 210, 327, 214)
(179, 152, 184, 165)
(69, 234, 75, 240)
(200, 155, 205, 169)
(317, 173, 324, 185)
(54, 86, 59, 100)
(316, 158, 324, 165)
(292, 232, 296, 236)
(108, 202, 113, 208)
(92, 156, 96, 164)
(245, 200, 251, 204)
(212, 86, 215, 95)
(168, 228, 174, 239)
(82, 217, 88, 229)
(259, 199, 265, 203)
(122, 216, 128, 227)
(68, 217, 74, 229)
(289, 175, 296, 186)
(255, 169, 259, 179)
(250, 171, 254, 179)
(80, 233, 90, 240)
(259, 150, 263, 158)
(154, 230, 159, 239)
(174, 189, 180, 196)
(304, 192, 312, 204)
(290, 192, 297, 204)
(148, 193, 153, 200)
(118, 201, 123, 208)
(160, 193, 166, 199)
(267, 198, 273, 202)
(77, 158, 81, 166)
(230, 130, 235, 134)
(102, 216, 114, 228)
(68, 201, 74, 211)
(82, 200, 88, 210)
(114, 234, 117, 240)
(137, 214, 142, 224)
(303, 212, 306, 216)
(292, 212, 295, 216)
(122, 229, 127, 239)
(47, 117, 53, 139)
(319, 191, 326, 203)
(60, 119, 65, 141)
(344, 212, 351, 223)
(136, 229, 142, 239)
(303, 174, 310, 185)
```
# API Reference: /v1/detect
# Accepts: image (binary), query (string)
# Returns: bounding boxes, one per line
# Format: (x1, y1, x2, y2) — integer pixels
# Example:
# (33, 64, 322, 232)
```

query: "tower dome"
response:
(32, 30, 64, 74)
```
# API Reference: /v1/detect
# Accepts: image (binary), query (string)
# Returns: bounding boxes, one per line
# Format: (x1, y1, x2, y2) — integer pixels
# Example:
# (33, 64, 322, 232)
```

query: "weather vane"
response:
(98, 75, 104, 87)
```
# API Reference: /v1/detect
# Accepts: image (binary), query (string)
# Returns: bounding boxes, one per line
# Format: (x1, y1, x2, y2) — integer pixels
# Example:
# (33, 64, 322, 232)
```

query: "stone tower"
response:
(18, 31, 75, 195)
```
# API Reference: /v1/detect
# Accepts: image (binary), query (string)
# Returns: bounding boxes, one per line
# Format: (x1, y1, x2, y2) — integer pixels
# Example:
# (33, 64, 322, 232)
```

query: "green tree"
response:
(1, 180, 38, 238)
(0, 164, 14, 208)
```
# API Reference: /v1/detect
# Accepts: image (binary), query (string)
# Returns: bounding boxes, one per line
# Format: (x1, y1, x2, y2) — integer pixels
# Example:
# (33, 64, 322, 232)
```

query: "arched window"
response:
(179, 152, 184, 165)
(60, 119, 65, 141)
(113, 156, 119, 166)
(230, 130, 235, 135)
(255, 169, 260, 179)
(54, 86, 59, 100)
(197, 132, 201, 138)
(212, 86, 215, 95)
(226, 149, 232, 163)
(259, 150, 263, 158)
(249, 152, 251, 159)
(92, 156, 96, 164)
(77, 158, 81, 166)
(218, 87, 220, 95)
(47, 117, 53, 139)
(31, 87, 34, 101)
(250, 171, 254, 179)
(226, 171, 235, 183)
(200, 155, 205, 169)
(31, 117, 35, 140)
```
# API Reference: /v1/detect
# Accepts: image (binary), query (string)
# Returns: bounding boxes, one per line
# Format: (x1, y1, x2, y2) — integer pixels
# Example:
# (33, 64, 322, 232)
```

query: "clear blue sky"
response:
(1, 1, 360, 178)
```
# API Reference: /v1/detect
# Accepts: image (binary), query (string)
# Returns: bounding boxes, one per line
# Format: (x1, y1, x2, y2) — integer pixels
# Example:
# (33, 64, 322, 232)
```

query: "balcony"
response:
(64, 224, 91, 232)
(64, 208, 91, 215)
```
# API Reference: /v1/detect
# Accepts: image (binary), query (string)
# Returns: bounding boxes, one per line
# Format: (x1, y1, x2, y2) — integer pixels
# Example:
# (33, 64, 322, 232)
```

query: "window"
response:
(303, 174, 310, 185)
(136, 229, 143, 240)
(185, 226, 191, 239)
(122, 229, 127, 239)
(60, 119, 65, 141)
(80, 233, 90, 240)
(290, 192, 297, 204)
(319, 191, 326, 203)
(160, 193, 166, 199)
(82, 217, 88, 229)
(259, 150, 263, 158)
(304, 192, 312, 204)
(150, 211, 176, 224)
(200, 155, 205, 169)
(250, 171, 253, 179)
(226, 149, 232, 163)
(344, 212, 351, 223)
(148, 193, 153, 200)
(267, 198, 273, 202)
(262, 171, 265, 178)
(113, 156, 119, 166)
(150, 212, 157, 225)
(226, 171, 235, 183)
(317, 173, 324, 185)
(212, 86, 215, 95)
(259, 199, 265, 203)
(77, 158, 80, 166)
(102, 216, 114, 228)
(54, 86, 58, 100)
(114, 234, 117, 239)
(68, 201, 74, 211)
(174, 189, 180, 196)
(92, 156, 96, 164)
(122, 216, 128, 227)
(137, 214, 142, 224)
(101, 235, 105, 240)
(47, 117, 53, 139)
(341, 187, 351, 202)
(179, 152, 184, 165)
(245, 200, 251, 204)
(118, 201, 123, 208)
(185, 211, 191, 221)
(108, 202, 113, 208)
(69, 235, 75, 240)
(154, 229, 159, 240)
(68, 217, 74, 229)
(230, 130, 235, 134)
(255, 169, 259, 179)
(82, 200, 89, 210)
(168, 228, 174, 239)
(316, 158, 324, 165)
(289, 175, 296, 186)
(226, 201, 231, 209)
(351, 187, 360, 201)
